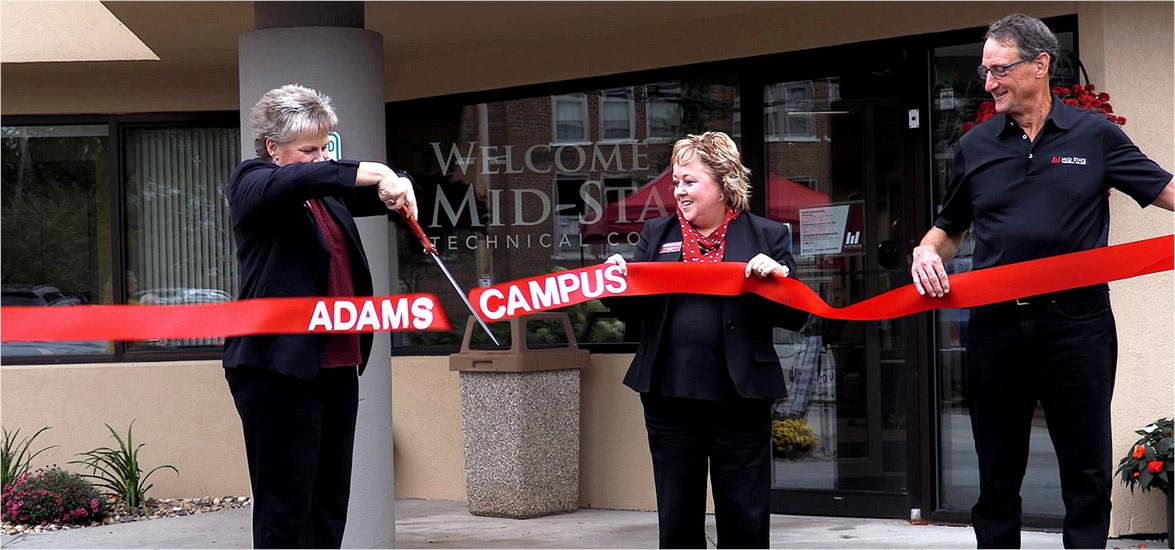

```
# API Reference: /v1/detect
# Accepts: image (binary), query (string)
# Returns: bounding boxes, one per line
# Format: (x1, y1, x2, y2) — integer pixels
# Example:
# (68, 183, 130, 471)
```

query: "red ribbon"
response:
(1, 294, 451, 342)
(471, 235, 1173, 322)
(2, 236, 1170, 341)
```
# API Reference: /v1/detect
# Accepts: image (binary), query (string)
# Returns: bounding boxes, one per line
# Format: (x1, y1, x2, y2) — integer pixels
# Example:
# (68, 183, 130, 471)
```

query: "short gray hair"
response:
(249, 84, 338, 161)
(986, 14, 1059, 75)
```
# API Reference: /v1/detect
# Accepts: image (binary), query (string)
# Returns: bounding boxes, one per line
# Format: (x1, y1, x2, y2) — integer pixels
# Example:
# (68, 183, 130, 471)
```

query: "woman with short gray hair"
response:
(224, 83, 417, 548)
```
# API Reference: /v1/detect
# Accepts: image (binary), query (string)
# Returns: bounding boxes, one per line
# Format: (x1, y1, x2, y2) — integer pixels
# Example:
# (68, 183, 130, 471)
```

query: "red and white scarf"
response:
(677, 207, 740, 263)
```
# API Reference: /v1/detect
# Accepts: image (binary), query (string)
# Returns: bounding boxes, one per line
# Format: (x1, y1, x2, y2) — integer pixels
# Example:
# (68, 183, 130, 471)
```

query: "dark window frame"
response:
(1, 111, 239, 365)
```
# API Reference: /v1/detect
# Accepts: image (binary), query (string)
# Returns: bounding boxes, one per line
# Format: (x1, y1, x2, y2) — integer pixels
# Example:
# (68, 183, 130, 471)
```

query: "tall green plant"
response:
(70, 421, 178, 509)
(1, 426, 56, 488)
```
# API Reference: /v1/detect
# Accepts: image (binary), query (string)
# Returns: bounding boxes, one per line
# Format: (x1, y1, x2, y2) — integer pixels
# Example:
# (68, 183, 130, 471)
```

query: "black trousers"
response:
(966, 288, 1116, 549)
(641, 394, 773, 549)
(225, 365, 359, 549)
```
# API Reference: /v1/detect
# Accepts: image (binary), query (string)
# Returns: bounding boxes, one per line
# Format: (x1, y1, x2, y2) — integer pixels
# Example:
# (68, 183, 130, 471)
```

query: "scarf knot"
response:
(677, 208, 740, 263)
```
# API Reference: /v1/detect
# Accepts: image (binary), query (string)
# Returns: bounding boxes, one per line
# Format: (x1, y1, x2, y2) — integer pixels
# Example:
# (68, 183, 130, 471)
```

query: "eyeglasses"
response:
(976, 58, 1031, 80)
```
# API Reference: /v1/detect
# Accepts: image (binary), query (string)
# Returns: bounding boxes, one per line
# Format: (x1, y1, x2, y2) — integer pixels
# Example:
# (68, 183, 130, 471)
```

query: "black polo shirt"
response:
(935, 95, 1171, 269)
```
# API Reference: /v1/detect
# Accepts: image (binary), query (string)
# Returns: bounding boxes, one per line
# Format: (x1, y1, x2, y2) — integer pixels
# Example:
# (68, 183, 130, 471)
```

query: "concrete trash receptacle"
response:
(449, 312, 590, 519)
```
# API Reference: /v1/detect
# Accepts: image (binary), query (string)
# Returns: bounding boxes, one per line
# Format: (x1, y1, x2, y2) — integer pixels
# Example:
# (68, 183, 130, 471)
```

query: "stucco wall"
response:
(1079, 2, 1175, 537)
(390, 353, 664, 512)
(0, 361, 250, 498)
(383, 1, 1077, 101)
(1, 0, 1171, 536)
(0, 2, 1080, 113)
(0, 354, 665, 510)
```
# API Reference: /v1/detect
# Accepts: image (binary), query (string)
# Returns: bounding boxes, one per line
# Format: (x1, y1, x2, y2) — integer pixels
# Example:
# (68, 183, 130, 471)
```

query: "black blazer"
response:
(222, 158, 395, 380)
(606, 213, 809, 400)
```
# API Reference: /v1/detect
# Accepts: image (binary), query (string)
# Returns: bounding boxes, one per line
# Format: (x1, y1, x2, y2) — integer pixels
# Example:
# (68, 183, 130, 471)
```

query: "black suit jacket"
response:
(222, 158, 396, 380)
(606, 213, 809, 400)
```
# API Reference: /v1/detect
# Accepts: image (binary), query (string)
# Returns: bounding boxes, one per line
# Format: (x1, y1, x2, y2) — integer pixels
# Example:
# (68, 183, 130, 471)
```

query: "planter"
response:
(1167, 493, 1172, 549)
(449, 313, 590, 519)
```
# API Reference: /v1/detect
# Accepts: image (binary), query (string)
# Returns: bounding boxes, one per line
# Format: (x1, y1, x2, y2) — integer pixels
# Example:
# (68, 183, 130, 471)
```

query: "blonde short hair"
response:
(249, 84, 338, 161)
(670, 131, 750, 212)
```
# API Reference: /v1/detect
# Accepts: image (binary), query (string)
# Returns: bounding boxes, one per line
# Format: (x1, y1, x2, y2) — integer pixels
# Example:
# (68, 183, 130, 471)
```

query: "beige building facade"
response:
(2, 1, 1171, 538)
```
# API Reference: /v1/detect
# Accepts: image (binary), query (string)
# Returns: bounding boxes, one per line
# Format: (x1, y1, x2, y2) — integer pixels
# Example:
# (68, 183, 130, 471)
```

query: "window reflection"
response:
(931, 31, 1075, 517)
(765, 71, 908, 495)
(1, 125, 112, 357)
(389, 78, 739, 348)
(123, 127, 240, 351)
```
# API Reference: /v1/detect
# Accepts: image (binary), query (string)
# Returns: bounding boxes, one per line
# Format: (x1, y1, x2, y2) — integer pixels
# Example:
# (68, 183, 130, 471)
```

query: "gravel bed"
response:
(1, 496, 251, 536)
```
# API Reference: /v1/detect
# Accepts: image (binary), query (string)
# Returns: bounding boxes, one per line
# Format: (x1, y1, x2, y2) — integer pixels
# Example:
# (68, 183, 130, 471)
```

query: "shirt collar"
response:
(997, 94, 1072, 137)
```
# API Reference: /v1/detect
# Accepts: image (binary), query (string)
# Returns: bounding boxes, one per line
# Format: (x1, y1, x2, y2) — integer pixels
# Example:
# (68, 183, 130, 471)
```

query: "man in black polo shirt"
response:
(910, 13, 1174, 549)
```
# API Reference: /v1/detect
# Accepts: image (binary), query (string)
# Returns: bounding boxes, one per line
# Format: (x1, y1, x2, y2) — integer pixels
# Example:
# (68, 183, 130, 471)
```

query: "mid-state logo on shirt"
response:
(1051, 155, 1087, 165)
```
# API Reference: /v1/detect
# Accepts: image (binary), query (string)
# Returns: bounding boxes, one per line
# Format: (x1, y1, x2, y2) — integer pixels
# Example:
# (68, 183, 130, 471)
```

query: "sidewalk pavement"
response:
(1, 498, 1161, 549)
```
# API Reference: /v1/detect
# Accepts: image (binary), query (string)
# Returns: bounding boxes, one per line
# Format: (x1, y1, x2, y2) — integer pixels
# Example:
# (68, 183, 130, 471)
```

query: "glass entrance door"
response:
(929, 28, 1076, 524)
(762, 51, 921, 517)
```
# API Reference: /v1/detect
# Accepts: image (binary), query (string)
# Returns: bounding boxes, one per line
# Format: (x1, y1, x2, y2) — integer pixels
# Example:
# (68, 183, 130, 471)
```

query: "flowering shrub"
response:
(1116, 417, 1173, 494)
(964, 83, 1125, 133)
(1, 467, 108, 526)
(772, 418, 818, 458)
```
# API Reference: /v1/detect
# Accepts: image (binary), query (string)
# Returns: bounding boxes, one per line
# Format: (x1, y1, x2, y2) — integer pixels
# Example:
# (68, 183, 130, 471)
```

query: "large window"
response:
(1, 118, 240, 361)
(645, 82, 684, 140)
(552, 93, 590, 143)
(389, 77, 739, 351)
(599, 88, 635, 142)
(123, 126, 240, 350)
(765, 81, 822, 141)
(1, 125, 113, 357)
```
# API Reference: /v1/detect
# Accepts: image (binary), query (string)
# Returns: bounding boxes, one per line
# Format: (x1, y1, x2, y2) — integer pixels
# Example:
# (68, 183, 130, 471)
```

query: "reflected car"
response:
(1, 284, 102, 357)
(1, 284, 87, 306)
(136, 287, 233, 305)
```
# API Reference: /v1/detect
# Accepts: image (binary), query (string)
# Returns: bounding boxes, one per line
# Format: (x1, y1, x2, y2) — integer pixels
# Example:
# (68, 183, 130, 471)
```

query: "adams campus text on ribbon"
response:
(1, 235, 1171, 342)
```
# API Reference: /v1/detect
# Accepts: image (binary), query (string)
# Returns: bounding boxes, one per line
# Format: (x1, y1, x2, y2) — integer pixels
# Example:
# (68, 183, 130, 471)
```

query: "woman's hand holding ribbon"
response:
(744, 253, 789, 279)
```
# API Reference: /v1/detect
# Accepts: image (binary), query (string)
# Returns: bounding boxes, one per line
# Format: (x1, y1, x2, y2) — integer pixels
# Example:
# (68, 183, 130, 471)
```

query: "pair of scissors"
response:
(400, 212, 500, 346)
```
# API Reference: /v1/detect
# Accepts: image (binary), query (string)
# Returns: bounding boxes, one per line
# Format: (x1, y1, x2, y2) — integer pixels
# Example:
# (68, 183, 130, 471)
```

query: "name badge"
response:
(659, 241, 682, 254)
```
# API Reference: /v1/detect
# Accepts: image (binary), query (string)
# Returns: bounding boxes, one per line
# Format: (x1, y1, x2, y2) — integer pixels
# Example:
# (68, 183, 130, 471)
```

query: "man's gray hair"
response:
(249, 84, 338, 161)
(986, 14, 1060, 75)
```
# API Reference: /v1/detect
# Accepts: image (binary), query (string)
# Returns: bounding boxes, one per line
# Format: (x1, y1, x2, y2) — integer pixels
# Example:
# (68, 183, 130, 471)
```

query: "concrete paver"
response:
(1, 498, 1162, 549)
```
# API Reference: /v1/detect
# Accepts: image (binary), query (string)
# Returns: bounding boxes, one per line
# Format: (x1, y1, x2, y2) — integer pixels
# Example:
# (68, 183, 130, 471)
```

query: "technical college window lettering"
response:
(389, 78, 739, 350)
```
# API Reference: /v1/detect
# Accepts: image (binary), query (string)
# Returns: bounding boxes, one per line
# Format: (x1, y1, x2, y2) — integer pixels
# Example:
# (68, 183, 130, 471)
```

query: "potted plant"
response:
(1116, 417, 1173, 547)
(964, 82, 1125, 134)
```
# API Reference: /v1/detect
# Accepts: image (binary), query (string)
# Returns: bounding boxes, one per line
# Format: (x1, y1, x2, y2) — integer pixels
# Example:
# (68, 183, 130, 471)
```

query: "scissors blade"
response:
(399, 206, 499, 346)
(429, 252, 500, 346)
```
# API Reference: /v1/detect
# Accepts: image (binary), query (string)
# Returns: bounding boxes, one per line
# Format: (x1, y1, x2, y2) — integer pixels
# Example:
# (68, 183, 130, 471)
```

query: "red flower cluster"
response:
(0, 469, 107, 526)
(1054, 83, 1126, 125)
(1117, 418, 1172, 494)
(964, 82, 1126, 133)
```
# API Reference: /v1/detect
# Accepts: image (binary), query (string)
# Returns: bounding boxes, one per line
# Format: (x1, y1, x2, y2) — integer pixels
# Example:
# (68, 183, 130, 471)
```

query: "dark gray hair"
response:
(249, 84, 338, 161)
(986, 14, 1059, 75)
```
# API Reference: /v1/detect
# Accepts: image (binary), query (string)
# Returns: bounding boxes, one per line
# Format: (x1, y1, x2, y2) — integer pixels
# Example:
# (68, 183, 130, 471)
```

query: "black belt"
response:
(980, 284, 1108, 310)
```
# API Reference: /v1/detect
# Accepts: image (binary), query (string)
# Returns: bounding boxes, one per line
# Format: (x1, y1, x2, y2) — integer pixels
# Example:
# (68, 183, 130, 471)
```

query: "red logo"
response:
(1051, 156, 1062, 164)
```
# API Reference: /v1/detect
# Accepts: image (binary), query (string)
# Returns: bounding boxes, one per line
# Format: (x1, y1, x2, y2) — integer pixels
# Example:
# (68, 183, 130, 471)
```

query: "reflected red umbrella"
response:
(580, 171, 829, 242)
(765, 175, 829, 223)
(580, 167, 675, 243)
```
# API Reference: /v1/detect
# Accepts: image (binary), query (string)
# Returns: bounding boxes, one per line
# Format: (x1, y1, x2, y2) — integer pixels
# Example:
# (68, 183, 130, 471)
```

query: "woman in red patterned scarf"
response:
(605, 131, 807, 549)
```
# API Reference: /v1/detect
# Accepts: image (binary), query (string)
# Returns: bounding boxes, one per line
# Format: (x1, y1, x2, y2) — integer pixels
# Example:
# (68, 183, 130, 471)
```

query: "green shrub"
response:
(1, 467, 108, 526)
(71, 421, 177, 509)
(2, 426, 56, 489)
